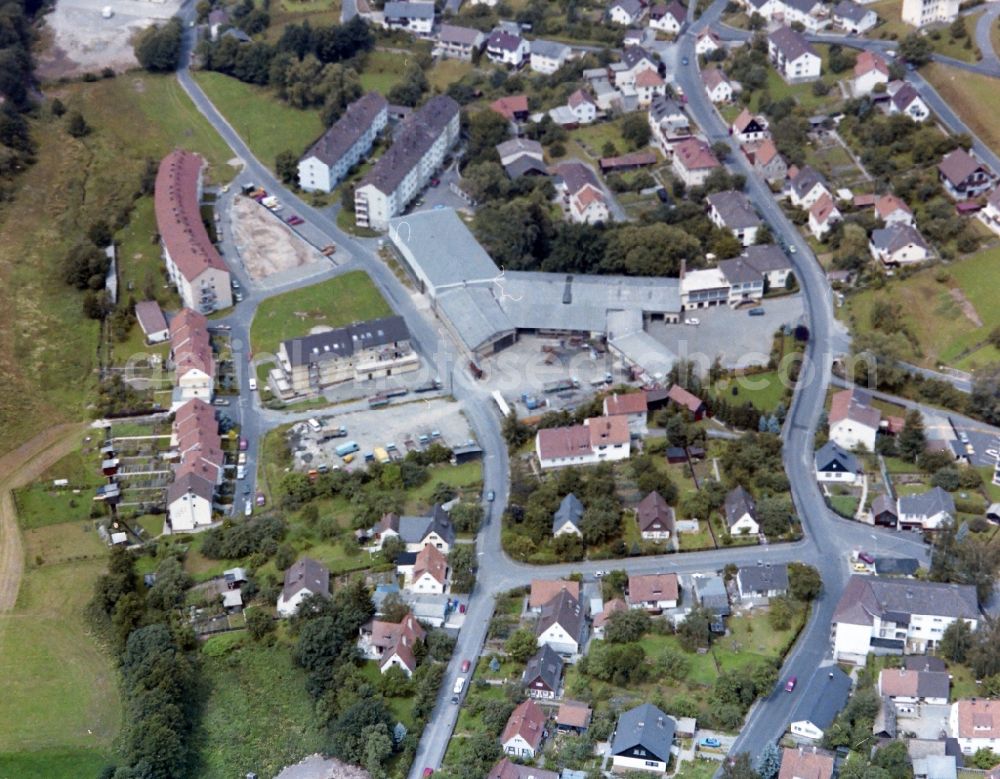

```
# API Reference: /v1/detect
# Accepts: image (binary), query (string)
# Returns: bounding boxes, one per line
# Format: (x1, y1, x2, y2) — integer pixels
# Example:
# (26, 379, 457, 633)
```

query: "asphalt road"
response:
(173, 5, 946, 772)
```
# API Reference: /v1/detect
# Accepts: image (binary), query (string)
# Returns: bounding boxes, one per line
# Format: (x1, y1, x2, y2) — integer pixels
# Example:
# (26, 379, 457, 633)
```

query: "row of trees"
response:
(0, 0, 44, 198)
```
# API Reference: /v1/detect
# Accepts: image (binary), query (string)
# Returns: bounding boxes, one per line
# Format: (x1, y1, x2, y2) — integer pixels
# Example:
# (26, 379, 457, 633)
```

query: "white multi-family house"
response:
(719, 258, 765, 305)
(405, 543, 449, 594)
(741, 244, 793, 288)
(486, 28, 530, 67)
(833, 0, 877, 32)
(775, 0, 830, 32)
(832, 575, 979, 663)
(768, 26, 821, 83)
(613, 46, 659, 89)
(355, 95, 460, 230)
(634, 68, 666, 106)
(672, 137, 721, 187)
(696, 29, 722, 55)
(902, 0, 959, 27)
(298, 92, 388, 193)
(611, 704, 675, 774)
(435, 24, 486, 60)
(627, 573, 680, 610)
(382, 1, 434, 34)
(949, 699, 1000, 755)
(648, 95, 689, 153)
(536, 416, 631, 468)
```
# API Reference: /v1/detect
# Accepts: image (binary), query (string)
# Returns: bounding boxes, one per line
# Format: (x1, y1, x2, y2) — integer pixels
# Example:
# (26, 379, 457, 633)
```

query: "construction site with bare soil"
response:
(230, 195, 320, 280)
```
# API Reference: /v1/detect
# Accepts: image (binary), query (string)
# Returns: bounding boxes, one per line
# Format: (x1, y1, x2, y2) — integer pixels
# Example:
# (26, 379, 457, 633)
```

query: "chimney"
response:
(680, 258, 686, 280)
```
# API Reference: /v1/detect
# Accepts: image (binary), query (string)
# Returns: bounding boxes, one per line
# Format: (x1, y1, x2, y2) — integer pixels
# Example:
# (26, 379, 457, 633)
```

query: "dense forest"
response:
(0, 0, 45, 199)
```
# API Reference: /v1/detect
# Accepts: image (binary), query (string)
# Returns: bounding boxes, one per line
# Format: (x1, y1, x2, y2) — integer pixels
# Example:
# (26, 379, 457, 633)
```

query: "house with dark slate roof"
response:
(375, 504, 457, 553)
(815, 440, 862, 484)
(832, 0, 877, 32)
(536, 589, 585, 655)
(553, 493, 585, 538)
(897, 487, 955, 532)
(725, 485, 759, 536)
(611, 703, 676, 773)
(707, 190, 762, 246)
(790, 666, 852, 740)
(298, 92, 388, 193)
(768, 26, 821, 83)
(636, 491, 675, 541)
(737, 563, 789, 605)
(870, 493, 899, 528)
(522, 644, 564, 699)
(869, 223, 931, 267)
(832, 575, 979, 662)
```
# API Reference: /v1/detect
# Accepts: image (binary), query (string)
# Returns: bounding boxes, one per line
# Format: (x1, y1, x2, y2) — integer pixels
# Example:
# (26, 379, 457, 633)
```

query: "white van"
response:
(307, 418, 321, 432)
(236, 465, 246, 480)
(248, 378, 258, 391)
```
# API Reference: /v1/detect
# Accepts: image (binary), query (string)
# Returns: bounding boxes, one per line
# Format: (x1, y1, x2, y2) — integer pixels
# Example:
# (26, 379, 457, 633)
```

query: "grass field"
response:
(0, 73, 236, 458)
(192, 71, 325, 166)
(713, 370, 791, 413)
(115, 195, 181, 314)
(924, 63, 1000, 158)
(844, 244, 1000, 368)
(13, 486, 102, 530)
(750, 46, 844, 114)
(0, 748, 111, 779)
(0, 557, 120, 756)
(193, 635, 324, 779)
(359, 50, 410, 94)
(250, 270, 393, 354)
(428, 59, 475, 91)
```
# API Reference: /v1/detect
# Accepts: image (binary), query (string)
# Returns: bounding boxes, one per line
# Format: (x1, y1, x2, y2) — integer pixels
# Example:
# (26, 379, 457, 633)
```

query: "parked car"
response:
(685, 317, 700, 326)
(256, 492, 266, 507)
(423, 770, 433, 779)
(852, 562, 868, 572)
(214, 324, 231, 331)
(234, 292, 244, 302)
(461, 659, 471, 673)
(681, 56, 689, 66)
(239, 437, 248, 451)
(785, 676, 797, 692)
(699, 737, 721, 748)
(749, 308, 765, 316)
(213, 398, 230, 406)
(858, 552, 874, 564)
(430, 177, 440, 187)
(244, 501, 252, 517)
(487, 490, 495, 502)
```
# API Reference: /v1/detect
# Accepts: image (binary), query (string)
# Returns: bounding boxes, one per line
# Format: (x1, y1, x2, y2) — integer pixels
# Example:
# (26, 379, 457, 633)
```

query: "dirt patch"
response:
(949, 287, 983, 327)
(230, 195, 319, 280)
(35, 0, 183, 80)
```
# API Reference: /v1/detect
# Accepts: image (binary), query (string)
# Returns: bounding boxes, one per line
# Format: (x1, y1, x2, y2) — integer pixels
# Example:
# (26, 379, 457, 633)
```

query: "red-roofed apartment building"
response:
(169, 307, 215, 408)
(155, 150, 232, 313)
(167, 397, 223, 532)
(535, 416, 631, 469)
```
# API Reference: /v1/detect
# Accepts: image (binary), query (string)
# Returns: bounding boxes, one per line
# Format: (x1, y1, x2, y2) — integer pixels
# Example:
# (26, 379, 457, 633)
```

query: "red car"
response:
(239, 437, 248, 451)
(461, 659, 471, 673)
(255, 492, 266, 507)
(785, 676, 797, 693)
(423, 769, 434, 778)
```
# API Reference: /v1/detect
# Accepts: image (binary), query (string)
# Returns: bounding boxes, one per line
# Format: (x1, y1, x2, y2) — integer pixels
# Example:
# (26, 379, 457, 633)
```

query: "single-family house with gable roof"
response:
(610, 0, 647, 25)
(708, 190, 762, 246)
(650, 0, 686, 33)
(853, 50, 889, 96)
(634, 68, 667, 106)
(833, 0, 876, 32)
(693, 573, 730, 617)
(502, 699, 547, 758)
(535, 416, 631, 469)
(381, 504, 456, 552)
(869, 223, 931, 266)
(497, 138, 544, 168)
(742, 138, 788, 183)
(359, 612, 426, 677)
(407, 543, 449, 594)
(557, 702, 593, 734)
(790, 666, 853, 740)
(874, 194, 914, 227)
(737, 563, 789, 604)
(829, 388, 881, 451)
(491, 94, 530, 122)
(889, 82, 930, 123)
(529, 579, 581, 612)
(167, 471, 215, 532)
(775, 0, 830, 33)
(568, 89, 598, 124)
(522, 644, 564, 699)
(832, 575, 979, 662)
(382, 1, 434, 34)
(605, 391, 649, 426)
(898, 487, 955, 532)
(701, 67, 733, 103)
(879, 667, 951, 709)
(815, 440, 862, 484)
(949, 699, 1000, 755)
(666, 383, 707, 419)
(725, 485, 759, 535)
(536, 589, 586, 654)
(768, 26, 821, 83)
(672, 137, 721, 187)
(613, 46, 660, 90)
(628, 573, 680, 611)
(636, 491, 675, 541)
(696, 29, 722, 55)
(487, 29, 529, 67)
(809, 193, 841, 239)
(732, 108, 770, 144)
(553, 493, 585, 537)
(778, 746, 835, 779)
(277, 557, 330, 617)
(593, 598, 628, 639)
(789, 165, 831, 208)
(298, 92, 388, 193)
(611, 703, 676, 773)
(938, 148, 995, 200)
(530, 39, 571, 74)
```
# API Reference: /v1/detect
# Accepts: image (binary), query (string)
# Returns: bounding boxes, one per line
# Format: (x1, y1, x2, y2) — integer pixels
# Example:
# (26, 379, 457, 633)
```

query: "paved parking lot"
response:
(648, 295, 805, 370)
(288, 398, 475, 472)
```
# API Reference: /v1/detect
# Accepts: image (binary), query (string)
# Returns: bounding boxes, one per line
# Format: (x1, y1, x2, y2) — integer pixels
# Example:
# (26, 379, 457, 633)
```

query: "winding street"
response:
(171, 4, 946, 773)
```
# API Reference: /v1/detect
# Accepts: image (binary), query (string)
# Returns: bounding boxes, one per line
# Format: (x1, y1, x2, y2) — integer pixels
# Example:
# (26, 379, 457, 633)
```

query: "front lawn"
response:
(192, 71, 325, 167)
(250, 270, 393, 354)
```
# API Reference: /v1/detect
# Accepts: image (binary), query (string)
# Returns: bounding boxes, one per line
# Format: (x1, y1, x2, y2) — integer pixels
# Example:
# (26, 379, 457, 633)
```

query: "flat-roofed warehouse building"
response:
(388, 208, 681, 363)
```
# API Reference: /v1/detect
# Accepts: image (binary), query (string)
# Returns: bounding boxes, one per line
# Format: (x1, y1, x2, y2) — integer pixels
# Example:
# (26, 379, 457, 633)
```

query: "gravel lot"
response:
(288, 398, 475, 472)
(230, 196, 321, 280)
(36, 0, 183, 79)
